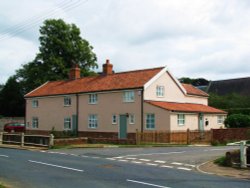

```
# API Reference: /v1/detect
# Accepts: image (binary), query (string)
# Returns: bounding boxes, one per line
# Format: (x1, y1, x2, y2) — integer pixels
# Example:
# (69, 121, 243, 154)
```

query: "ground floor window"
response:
(177, 114, 185, 126)
(217, 115, 225, 124)
(32, 117, 39, 128)
(146, 113, 155, 129)
(112, 114, 117, 124)
(64, 117, 71, 130)
(129, 114, 135, 124)
(89, 114, 98, 128)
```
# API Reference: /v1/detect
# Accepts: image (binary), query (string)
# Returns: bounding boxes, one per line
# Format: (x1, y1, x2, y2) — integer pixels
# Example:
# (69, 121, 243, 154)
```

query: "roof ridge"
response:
(112, 66, 164, 75)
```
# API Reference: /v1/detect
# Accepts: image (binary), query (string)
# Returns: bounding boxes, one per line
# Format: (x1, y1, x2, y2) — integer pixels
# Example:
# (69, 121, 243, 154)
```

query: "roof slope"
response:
(207, 77, 250, 96)
(146, 101, 226, 114)
(182, 84, 209, 97)
(25, 67, 164, 97)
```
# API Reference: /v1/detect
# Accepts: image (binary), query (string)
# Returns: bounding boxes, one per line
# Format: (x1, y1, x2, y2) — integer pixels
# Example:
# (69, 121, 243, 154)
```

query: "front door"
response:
(199, 113, 204, 131)
(119, 115, 127, 139)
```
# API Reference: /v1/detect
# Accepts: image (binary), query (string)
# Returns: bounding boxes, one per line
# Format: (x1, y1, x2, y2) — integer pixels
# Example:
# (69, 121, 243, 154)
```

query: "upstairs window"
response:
(64, 117, 71, 130)
(146, 114, 155, 129)
(32, 99, 39, 108)
(64, 96, 71, 106)
(156, 86, 164, 97)
(89, 94, 98, 104)
(123, 91, 135, 102)
(177, 114, 185, 126)
(32, 117, 39, 128)
(88, 114, 98, 128)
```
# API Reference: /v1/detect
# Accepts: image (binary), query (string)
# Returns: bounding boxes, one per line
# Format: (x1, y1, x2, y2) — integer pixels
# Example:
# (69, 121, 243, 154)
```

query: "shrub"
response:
(224, 114, 250, 128)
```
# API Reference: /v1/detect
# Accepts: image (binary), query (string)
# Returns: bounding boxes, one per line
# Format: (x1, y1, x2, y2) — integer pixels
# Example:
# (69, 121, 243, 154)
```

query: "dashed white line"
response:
(127, 179, 171, 188)
(184, 164, 196, 168)
(119, 159, 128, 162)
(155, 160, 166, 164)
(0, 154, 9, 158)
(126, 157, 137, 160)
(91, 156, 100, 159)
(146, 163, 158, 166)
(113, 157, 124, 159)
(70, 154, 77, 156)
(80, 155, 90, 158)
(139, 159, 151, 162)
(177, 167, 192, 171)
(106, 158, 116, 160)
(28, 160, 84, 172)
(119, 151, 186, 157)
(131, 161, 142, 164)
(171, 162, 183, 165)
(160, 165, 174, 168)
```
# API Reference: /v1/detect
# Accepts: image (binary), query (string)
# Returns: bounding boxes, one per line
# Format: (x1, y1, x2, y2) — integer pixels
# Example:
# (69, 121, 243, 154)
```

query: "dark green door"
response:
(199, 113, 204, 131)
(119, 115, 127, 139)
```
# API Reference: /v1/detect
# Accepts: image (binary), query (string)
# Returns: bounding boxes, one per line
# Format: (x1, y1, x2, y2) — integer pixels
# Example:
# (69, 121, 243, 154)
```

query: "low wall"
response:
(212, 128, 250, 142)
(54, 137, 88, 146)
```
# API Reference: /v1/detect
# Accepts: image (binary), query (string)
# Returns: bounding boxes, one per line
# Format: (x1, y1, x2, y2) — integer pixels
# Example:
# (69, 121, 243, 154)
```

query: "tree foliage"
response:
(224, 114, 250, 128)
(0, 76, 25, 116)
(16, 19, 98, 94)
(179, 77, 209, 86)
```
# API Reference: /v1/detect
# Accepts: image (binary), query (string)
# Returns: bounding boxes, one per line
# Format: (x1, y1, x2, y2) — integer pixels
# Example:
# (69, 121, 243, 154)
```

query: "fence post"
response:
(49, 134, 54, 147)
(187, 129, 190, 145)
(0, 132, 3, 144)
(135, 129, 140, 145)
(240, 140, 247, 168)
(21, 133, 24, 147)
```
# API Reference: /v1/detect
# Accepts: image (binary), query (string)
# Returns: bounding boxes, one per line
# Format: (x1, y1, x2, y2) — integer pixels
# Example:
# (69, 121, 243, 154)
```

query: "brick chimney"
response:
(103, 59, 113, 75)
(69, 64, 81, 80)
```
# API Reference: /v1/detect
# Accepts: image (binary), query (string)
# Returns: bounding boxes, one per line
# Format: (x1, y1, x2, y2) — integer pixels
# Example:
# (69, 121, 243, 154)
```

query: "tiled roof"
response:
(25, 67, 164, 97)
(146, 101, 226, 114)
(182, 84, 209, 97)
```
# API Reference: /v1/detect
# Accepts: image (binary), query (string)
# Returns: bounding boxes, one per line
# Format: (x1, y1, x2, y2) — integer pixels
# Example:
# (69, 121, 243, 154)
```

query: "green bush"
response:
(224, 114, 250, 128)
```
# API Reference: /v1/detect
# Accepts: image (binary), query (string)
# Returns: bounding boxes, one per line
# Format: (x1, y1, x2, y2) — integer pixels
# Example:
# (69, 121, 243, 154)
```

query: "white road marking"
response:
(177, 167, 192, 171)
(146, 163, 158, 166)
(196, 161, 215, 175)
(139, 159, 151, 162)
(91, 156, 100, 159)
(40, 151, 46, 153)
(119, 151, 185, 157)
(155, 160, 166, 164)
(0, 155, 9, 158)
(80, 155, 90, 158)
(127, 179, 171, 188)
(171, 162, 183, 165)
(113, 156, 124, 159)
(28, 160, 84, 172)
(70, 154, 77, 156)
(210, 148, 237, 151)
(184, 164, 196, 168)
(126, 157, 137, 160)
(160, 165, 173, 168)
(48, 151, 57, 154)
(131, 161, 142, 164)
(106, 158, 116, 160)
(58, 153, 67, 155)
(119, 160, 128, 162)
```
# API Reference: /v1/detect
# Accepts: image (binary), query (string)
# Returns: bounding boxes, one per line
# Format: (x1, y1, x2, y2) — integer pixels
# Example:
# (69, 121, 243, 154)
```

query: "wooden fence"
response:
(136, 129, 212, 145)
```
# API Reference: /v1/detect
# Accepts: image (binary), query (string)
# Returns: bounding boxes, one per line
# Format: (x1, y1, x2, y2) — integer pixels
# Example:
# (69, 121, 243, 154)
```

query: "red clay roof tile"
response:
(25, 67, 164, 97)
(146, 100, 226, 114)
(182, 83, 209, 97)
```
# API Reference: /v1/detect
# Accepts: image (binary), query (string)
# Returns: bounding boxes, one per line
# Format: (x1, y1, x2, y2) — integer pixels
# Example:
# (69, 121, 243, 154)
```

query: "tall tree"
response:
(16, 18, 98, 93)
(0, 76, 25, 116)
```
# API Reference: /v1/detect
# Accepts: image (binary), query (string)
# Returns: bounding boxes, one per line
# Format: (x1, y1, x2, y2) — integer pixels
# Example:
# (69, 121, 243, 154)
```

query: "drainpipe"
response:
(76, 94, 79, 136)
(141, 89, 144, 133)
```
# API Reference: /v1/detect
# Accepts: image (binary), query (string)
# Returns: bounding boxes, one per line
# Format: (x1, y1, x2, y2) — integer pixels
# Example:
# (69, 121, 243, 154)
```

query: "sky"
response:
(0, 0, 250, 84)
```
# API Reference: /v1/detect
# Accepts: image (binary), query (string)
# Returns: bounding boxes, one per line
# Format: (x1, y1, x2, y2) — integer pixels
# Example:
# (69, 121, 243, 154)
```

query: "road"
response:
(0, 146, 249, 188)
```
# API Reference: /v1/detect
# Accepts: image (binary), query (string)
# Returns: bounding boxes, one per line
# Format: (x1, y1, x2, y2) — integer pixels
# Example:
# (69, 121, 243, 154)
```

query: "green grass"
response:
(0, 183, 6, 188)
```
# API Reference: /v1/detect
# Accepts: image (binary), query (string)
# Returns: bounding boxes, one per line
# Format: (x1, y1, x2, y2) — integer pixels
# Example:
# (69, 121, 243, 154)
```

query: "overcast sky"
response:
(0, 0, 250, 84)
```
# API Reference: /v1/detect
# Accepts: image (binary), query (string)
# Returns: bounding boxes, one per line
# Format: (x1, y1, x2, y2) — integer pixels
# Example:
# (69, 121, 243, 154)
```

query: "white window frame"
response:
(156, 86, 164, 97)
(177, 114, 185, 126)
(89, 93, 98, 104)
(123, 91, 135, 102)
(64, 96, 71, 106)
(64, 117, 72, 130)
(32, 117, 39, 128)
(112, 114, 117, 124)
(146, 113, 155, 129)
(217, 115, 224, 124)
(32, 99, 39, 108)
(129, 114, 135, 124)
(88, 114, 98, 129)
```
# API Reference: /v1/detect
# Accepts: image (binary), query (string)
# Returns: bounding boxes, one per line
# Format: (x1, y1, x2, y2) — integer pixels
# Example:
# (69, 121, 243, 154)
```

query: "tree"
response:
(16, 18, 98, 93)
(0, 76, 25, 116)
(224, 114, 250, 128)
(179, 77, 209, 86)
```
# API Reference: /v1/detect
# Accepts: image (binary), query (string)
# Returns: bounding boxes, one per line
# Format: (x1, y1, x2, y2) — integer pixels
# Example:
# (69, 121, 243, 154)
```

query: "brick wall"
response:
(54, 137, 88, 146)
(212, 128, 250, 142)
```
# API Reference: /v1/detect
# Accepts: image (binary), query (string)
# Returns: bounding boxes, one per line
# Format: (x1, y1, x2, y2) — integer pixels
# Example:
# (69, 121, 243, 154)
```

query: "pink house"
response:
(25, 60, 226, 138)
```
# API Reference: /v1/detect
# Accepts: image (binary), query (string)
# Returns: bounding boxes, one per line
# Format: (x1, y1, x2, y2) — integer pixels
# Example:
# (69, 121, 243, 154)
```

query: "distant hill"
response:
(207, 77, 250, 96)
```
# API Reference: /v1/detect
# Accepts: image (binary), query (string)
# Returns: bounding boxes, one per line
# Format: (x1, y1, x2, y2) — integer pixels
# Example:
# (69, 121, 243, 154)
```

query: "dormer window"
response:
(156, 86, 164, 97)
(64, 96, 71, 106)
(32, 99, 39, 108)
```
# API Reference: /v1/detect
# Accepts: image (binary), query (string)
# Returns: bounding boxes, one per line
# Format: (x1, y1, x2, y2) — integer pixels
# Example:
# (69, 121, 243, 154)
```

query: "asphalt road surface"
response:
(0, 146, 249, 188)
